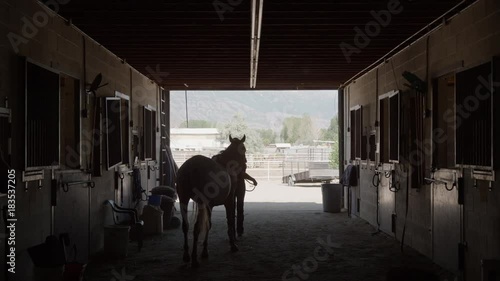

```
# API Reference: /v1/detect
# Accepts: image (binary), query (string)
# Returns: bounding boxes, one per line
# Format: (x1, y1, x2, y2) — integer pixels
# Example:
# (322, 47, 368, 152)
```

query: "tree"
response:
(258, 129, 277, 146)
(320, 116, 338, 141)
(219, 113, 263, 153)
(280, 114, 316, 145)
(280, 117, 300, 144)
(321, 116, 340, 169)
(329, 139, 340, 169)
(179, 119, 215, 128)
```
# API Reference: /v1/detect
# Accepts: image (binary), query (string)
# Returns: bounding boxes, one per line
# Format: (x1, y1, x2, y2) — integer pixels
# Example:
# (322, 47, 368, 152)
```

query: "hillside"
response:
(170, 90, 338, 132)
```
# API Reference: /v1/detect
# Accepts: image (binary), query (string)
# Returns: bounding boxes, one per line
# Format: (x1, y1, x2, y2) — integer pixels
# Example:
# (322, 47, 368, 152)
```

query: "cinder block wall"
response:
(0, 0, 163, 279)
(342, 0, 500, 279)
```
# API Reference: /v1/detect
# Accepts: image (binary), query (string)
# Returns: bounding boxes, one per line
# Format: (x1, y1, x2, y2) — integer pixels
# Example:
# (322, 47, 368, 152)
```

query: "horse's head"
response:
(229, 134, 246, 143)
(228, 134, 246, 155)
(226, 134, 247, 175)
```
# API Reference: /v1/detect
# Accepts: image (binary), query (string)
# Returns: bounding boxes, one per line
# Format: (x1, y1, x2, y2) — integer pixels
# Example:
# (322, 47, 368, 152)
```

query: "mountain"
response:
(170, 90, 338, 132)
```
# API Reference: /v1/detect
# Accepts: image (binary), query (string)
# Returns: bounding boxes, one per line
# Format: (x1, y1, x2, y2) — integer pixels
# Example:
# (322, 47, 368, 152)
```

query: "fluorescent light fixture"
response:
(250, 0, 263, 89)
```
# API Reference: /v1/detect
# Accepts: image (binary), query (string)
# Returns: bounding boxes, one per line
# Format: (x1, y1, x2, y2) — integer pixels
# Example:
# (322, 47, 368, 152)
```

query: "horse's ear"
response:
(241, 135, 246, 142)
(229, 134, 234, 142)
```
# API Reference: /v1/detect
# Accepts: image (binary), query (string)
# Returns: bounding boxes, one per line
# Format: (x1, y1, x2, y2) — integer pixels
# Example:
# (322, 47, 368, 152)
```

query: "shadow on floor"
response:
(83, 202, 455, 281)
(386, 267, 440, 281)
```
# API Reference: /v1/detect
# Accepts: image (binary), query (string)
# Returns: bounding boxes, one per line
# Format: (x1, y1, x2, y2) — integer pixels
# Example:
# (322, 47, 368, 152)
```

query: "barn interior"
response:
(0, 0, 500, 280)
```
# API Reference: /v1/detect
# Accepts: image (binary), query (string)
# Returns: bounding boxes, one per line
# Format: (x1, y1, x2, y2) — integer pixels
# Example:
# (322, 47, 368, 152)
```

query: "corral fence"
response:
(171, 147, 336, 182)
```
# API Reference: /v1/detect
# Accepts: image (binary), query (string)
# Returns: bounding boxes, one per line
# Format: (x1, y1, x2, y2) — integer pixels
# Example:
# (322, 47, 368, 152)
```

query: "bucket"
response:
(151, 186, 177, 199)
(104, 225, 130, 258)
(63, 263, 87, 281)
(141, 205, 163, 235)
(321, 183, 342, 213)
(148, 195, 162, 206)
(160, 196, 175, 229)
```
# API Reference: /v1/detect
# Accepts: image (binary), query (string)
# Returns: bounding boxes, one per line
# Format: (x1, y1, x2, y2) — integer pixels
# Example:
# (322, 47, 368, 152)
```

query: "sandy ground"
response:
(84, 182, 454, 281)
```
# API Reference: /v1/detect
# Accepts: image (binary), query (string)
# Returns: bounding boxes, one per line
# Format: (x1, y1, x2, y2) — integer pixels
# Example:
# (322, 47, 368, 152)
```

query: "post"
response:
(267, 160, 270, 181)
(282, 160, 284, 181)
(338, 87, 345, 179)
(184, 90, 189, 128)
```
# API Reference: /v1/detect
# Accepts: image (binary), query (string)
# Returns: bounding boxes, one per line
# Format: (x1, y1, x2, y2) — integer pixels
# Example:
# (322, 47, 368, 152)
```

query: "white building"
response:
(267, 143, 292, 153)
(170, 128, 222, 151)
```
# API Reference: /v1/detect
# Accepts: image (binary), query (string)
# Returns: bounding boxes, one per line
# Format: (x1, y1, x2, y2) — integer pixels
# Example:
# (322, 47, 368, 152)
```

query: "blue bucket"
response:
(148, 195, 161, 206)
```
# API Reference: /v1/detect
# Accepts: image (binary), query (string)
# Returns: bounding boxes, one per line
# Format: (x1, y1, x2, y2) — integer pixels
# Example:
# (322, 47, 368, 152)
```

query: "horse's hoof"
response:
(201, 250, 209, 259)
(192, 260, 200, 268)
(183, 253, 190, 263)
(231, 244, 239, 252)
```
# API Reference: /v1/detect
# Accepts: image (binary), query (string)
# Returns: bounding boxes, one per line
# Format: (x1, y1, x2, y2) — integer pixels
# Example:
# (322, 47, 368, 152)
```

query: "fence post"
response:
(282, 160, 285, 182)
(267, 160, 270, 181)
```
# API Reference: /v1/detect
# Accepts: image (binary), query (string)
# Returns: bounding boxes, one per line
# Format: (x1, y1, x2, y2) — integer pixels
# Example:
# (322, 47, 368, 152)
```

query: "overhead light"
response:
(250, 0, 264, 89)
(250, 0, 256, 88)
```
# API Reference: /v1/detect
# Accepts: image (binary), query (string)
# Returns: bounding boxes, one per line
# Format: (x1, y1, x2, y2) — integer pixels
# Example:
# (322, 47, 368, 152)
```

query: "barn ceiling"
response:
(58, 0, 466, 90)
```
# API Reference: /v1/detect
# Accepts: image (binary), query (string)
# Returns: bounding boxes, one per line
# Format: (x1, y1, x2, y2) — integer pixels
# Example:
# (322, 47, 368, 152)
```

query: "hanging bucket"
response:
(148, 194, 162, 206)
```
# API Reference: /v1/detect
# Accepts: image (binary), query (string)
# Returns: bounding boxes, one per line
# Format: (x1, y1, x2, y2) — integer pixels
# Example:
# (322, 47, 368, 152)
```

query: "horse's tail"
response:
(194, 202, 210, 235)
(191, 201, 196, 223)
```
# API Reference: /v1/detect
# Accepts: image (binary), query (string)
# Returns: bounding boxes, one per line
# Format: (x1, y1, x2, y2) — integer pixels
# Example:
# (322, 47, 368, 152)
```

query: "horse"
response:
(176, 135, 247, 268)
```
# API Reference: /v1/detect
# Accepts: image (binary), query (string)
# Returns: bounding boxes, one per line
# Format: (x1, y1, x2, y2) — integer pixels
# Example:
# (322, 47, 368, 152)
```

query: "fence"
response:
(171, 148, 335, 182)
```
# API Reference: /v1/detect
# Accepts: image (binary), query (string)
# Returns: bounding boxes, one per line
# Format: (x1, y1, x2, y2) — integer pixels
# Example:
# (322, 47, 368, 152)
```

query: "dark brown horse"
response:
(176, 135, 247, 268)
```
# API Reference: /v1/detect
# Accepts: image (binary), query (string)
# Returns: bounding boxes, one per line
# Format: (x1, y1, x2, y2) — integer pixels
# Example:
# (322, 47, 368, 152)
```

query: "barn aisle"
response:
(84, 183, 454, 281)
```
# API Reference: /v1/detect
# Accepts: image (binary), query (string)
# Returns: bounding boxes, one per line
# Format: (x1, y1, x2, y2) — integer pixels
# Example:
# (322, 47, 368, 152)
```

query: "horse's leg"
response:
(236, 179, 246, 237)
(180, 199, 190, 263)
(192, 204, 207, 268)
(201, 207, 213, 259)
(224, 199, 238, 252)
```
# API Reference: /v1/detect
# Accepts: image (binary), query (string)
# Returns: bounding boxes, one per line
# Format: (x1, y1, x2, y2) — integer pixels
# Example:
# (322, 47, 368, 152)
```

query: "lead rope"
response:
(245, 179, 256, 192)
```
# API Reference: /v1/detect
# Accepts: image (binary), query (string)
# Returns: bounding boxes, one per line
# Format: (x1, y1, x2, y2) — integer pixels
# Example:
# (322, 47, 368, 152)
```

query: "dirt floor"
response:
(84, 182, 456, 281)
